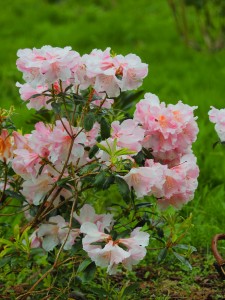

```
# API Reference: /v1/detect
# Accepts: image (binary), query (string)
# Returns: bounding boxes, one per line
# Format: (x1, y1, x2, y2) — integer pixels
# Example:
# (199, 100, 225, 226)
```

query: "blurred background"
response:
(1, 0, 225, 249)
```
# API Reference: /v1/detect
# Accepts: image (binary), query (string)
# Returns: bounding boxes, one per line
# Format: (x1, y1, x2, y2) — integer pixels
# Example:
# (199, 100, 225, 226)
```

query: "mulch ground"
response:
(112, 254, 225, 299)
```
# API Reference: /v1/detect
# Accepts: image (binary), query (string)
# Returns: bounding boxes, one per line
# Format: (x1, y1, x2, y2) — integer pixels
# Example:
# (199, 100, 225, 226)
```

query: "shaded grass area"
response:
(110, 254, 225, 300)
(1, 0, 225, 290)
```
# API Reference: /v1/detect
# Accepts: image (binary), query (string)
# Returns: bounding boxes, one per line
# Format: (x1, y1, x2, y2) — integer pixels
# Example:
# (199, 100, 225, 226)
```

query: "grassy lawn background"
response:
(1, 0, 225, 256)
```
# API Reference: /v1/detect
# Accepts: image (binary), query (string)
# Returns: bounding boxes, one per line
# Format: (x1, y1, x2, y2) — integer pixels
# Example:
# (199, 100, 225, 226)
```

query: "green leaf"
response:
(89, 145, 99, 159)
(102, 175, 115, 190)
(38, 163, 47, 176)
(135, 202, 153, 208)
(96, 142, 111, 154)
(70, 239, 83, 254)
(93, 172, 107, 187)
(0, 238, 14, 247)
(28, 93, 43, 99)
(158, 248, 167, 263)
(115, 90, 144, 110)
(111, 138, 117, 154)
(173, 244, 197, 252)
(117, 229, 131, 239)
(30, 206, 39, 217)
(84, 113, 95, 131)
(156, 227, 164, 238)
(0, 247, 13, 258)
(77, 259, 93, 273)
(51, 102, 61, 114)
(64, 84, 73, 92)
(114, 148, 136, 156)
(91, 287, 107, 297)
(115, 176, 130, 201)
(57, 177, 71, 187)
(69, 291, 87, 300)
(0, 256, 10, 268)
(173, 251, 192, 270)
(142, 147, 154, 159)
(100, 117, 110, 140)
(90, 241, 106, 247)
(123, 283, 139, 296)
(73, 93, 84, 100)
(4, 190, 25, 202)
(79, 261, 96, 282)
(13, 224, 20, 240)
(79, 163, 99, 175)
(133, 151, 145, 166)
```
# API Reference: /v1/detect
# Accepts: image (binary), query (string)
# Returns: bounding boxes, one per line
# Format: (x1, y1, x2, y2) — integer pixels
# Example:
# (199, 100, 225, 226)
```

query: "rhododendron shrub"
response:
(209, 106, 225, 142)
(0, 46, 199, 297)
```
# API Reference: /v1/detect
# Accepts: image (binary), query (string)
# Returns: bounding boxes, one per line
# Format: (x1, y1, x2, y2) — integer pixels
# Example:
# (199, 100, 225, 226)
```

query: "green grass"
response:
(1, 0, 225, 252)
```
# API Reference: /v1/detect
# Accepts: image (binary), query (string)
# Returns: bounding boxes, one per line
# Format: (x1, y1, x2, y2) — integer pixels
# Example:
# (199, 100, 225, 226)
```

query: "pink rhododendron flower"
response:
(82, 48, 121, 97)
(16, 82, 52, 110)
(80, 222, 149, 274)
(21, 174, 72, 206)
(116, 53, 148, 91)
(156, 154, 199, 209)
(12, 126, 51, 179)
(21, 174, 55, 205)
(72, 55, 94, 90)
(29, 122, 52, 158)
(29, 230, 42, 248)
(119, 227, 149, 270)
(17, 46, 80, 88)
(134, 93, 198, 162)
(36, 215, 79, 251)
(13, 148, 41, 179)
(49, 119, 86, 163)
(208, 106, 225, 142)
(13, 131, 31, 150)
(84, 122, 100, 147)
(16, 80, 73, 111)
(28, 119, 86, 164)
(84, 48, 113, 78)
(123, 166, 165, 198)
(92, 98, 114, 109)
(74, 204, 114, 232)
(91, 91, 114, 109)
(111, 119, 145, 152)
(83, 48, 148, 97)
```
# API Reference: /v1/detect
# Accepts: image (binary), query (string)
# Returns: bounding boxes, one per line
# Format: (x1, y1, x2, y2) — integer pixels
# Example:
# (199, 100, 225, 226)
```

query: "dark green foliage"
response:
(114, 90, 144, 111)
(93, 171, 107, 187)
(158, 248, 168, 263)
(102, 174, 115, 190)
(88, 144, 99, 159)
(51, 102, 61, 114)
(100, 117, 111, 140)
(115, 176, 130, 202)
(83, 112, 95, 131)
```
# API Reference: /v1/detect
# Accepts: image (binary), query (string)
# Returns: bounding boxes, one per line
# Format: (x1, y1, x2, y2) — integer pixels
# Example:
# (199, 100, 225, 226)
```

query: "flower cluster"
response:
(30, 204, 149, 274)
(12, 119, 87, 205)
(0, 45, 200, 276)
(30, 215, 80, 251)
(110, 93, 199, 208)
(17, 46, 148, 110)
(134, 93, 199, 164)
